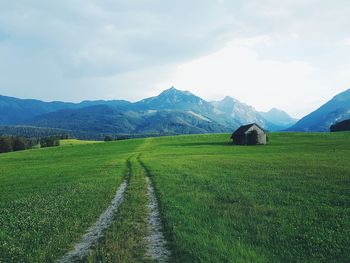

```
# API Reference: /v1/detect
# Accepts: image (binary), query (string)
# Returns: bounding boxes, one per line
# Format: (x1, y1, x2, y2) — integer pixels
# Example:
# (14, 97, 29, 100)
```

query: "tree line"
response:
(0, 125, 72, 138)
(0, 135, 68, 154)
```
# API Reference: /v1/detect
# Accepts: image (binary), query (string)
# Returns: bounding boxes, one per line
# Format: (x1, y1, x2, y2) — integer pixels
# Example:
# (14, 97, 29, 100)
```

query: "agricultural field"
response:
(0, 132, 349, 262)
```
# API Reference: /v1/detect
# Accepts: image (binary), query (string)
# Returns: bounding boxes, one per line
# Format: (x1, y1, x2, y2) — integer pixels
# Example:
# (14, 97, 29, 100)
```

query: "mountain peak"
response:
(268, 107, 282, 112)
(134, 87, 207, 111)
(221, 96, 239, 103)
(160, 87, 192, 96)
(260, 108, 297, 128)
(162, 86, 177, 93)
(222, 96, 233, 101)
(266, 108, 288, 115)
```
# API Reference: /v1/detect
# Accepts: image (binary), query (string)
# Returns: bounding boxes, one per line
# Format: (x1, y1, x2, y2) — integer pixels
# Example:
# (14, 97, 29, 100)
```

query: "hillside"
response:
(0, 88, 292, 137)
(0, 95, 75, 124)
(288, 88, 350, 131)
(0, 95, 131, 125)
(29, 104, 229, 136)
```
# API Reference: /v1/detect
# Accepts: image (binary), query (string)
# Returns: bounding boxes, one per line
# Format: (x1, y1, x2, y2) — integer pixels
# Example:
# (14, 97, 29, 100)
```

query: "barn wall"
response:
(245, 126, 266, 145)
(232, 124, 267, 145)
(233, 135, 246, 145)
(256, 133, 267, 144)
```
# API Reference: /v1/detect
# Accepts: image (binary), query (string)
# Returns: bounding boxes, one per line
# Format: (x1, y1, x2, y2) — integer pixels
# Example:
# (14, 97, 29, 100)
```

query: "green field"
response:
(59, 139, 101, 146)
(1, 133, 349, 262)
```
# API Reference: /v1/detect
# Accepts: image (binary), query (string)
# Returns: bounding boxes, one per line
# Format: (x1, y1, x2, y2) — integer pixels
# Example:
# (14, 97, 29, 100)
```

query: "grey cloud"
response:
(0, 0, 349, 103)
(0, 0, 239, 78)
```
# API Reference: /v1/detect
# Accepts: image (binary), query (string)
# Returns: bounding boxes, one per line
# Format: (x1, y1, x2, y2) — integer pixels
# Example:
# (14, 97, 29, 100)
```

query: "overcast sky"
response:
(1, 0, 350, 118)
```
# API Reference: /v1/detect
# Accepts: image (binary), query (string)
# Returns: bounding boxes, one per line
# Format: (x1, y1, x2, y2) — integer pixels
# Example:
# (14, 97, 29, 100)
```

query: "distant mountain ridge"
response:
(211, 96, 281, 130)
(0, 95, 74, 124)
(0, 94, 130, 124)
(0, 88, 297, 138)
(260, 108, 298, 129)
(287, 88, 350, 131)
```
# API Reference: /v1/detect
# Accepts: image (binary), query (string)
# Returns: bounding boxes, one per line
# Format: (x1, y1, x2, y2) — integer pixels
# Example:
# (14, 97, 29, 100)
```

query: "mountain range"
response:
(260, 108, 298, 129)
(1, 87, 349, 139)
(0, 87, 297, 139)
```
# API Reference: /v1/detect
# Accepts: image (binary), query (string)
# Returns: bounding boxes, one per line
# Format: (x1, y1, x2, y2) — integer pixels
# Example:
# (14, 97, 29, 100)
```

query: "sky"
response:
(0, 1, 350, 118)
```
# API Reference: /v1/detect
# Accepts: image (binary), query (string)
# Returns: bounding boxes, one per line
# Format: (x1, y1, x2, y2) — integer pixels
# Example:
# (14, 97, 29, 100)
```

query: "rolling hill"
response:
(287, 88, 350, 131)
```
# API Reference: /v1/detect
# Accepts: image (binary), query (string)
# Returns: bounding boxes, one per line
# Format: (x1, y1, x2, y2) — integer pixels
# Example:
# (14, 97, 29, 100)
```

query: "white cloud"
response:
(0, 0, 350, 118)
(342, 37, 350, 46)
(155, 38, 349, 118)
(230, 35, 273, 47)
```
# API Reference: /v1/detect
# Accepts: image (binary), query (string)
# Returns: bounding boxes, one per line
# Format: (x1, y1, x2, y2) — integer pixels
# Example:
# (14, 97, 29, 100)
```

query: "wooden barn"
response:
(231, 123, 267, 145)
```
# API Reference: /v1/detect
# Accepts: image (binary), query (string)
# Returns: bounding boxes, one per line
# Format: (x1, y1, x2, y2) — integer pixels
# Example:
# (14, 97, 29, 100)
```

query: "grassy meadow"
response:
(87, 156, 152, 263)
(0, 139, 144, 262)
(0, 132, 349, 262)
(140, 133, 350, 262)
(59, 139, 102, 146)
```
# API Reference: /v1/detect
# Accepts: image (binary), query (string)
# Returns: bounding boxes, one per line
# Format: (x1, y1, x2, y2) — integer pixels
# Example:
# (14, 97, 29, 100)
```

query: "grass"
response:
(0, 132, 349, 262)
(140, 132, 350, 262)
(0, 139, 144, 262)
(59, 139, 101, 146)
(86, 156, 153, 263)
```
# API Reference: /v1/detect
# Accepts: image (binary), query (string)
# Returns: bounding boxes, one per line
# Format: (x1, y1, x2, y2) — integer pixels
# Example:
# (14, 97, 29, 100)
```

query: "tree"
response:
(60, 134, 69, 139)
(12, 137, 27, 151)
(0, 136, 12, 153)
(104, 135, 114, 142)
(40, 136, 60, 148)
(116, 135, 128, 140)
(27, 138, 39, 149)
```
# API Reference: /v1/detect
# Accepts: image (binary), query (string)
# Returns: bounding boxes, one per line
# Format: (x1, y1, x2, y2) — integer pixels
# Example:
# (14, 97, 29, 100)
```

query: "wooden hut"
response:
(231, 123, 267, 145)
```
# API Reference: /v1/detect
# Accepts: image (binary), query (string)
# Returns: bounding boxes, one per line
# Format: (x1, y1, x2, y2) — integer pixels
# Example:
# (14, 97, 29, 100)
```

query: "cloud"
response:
(342, 37, 350, 46)
(0, 0, 239, 77)
(155, 35, 350, 118)
(0, 0, 349, 117)
(155, 39, 319, 117)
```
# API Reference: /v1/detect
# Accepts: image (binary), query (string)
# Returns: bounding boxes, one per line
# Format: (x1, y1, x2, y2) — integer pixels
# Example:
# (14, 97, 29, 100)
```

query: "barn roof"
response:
(232, 123, 265, 135)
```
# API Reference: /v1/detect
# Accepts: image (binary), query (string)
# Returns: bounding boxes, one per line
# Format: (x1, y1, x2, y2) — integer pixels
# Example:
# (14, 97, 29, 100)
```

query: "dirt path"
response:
(58, 168, 130, 263)
(58, 149, 170, 262)
(145, 176, 171, 262)
(139, 157, 171, 262)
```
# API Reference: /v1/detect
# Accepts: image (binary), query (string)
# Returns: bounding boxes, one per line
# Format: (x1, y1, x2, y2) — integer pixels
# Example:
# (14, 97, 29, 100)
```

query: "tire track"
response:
(139, 158, 170, 262)
(58, 162, 130, 263)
